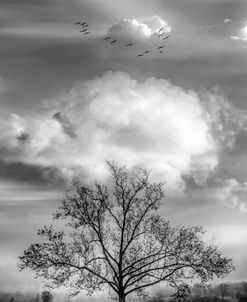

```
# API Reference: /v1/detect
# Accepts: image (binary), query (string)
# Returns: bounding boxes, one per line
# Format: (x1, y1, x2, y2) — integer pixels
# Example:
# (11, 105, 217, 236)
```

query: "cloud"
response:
(143, 16, 171, 33)
(213, 179, 247, 213)
(199, 90, 247, 151)
(16, 132, 31, 143)
(0, 71, 246, 193)
(102, 16, 172, 59)
(224, 18, 232, 24)
(53, 112, 76, 138)
(231, 21, 247, 41)
(0, 23, 78, 40)
(107, 16, 171, 41)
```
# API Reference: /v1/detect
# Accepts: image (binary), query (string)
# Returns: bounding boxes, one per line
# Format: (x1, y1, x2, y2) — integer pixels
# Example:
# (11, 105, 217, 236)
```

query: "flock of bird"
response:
(75, 20, 171, 58)
(75, 21, 90, 35)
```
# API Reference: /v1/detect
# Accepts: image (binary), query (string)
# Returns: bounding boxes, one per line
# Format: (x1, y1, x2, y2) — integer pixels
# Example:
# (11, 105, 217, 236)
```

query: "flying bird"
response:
(158, 27, 163, 34)
(157, 46, 165, 49)
(137, 54, 143, 57)
(159, 50, 164, 53)
(104, 36, 111, 40)
(126, 43, 134, 47)
(158, 32, 165, 38)
(163, 35, 170, 40)
(143, 50, 150, 54)
(84, 31, 89, 35)
(75, 22, 81, 25)
(110, 39, 117, 44)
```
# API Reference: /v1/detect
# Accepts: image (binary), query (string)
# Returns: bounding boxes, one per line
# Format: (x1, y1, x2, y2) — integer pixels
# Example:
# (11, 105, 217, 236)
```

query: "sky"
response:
(0, 0, 247, 295)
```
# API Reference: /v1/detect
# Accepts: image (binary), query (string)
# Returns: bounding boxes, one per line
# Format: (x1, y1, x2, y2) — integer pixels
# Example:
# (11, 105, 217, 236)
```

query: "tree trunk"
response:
(118, 292, 126, 302)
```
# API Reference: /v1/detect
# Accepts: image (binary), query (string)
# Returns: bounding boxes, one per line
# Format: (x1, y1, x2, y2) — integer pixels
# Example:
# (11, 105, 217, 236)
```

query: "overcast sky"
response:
(0, 0, 247, 294)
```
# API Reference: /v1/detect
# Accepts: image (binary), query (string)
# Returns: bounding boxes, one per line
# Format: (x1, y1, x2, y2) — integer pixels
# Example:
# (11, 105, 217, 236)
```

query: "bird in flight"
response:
(74, 20, 170, 58)
(158, 32, 165, 38)
(75, 20, 90, 37)
(158, 27, 163, 34)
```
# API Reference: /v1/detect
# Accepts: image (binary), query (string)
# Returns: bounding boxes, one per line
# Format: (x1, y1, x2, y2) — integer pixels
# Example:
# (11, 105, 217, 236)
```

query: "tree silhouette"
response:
(217, 283, 230, 300)
(41, 291, 53, 302)
(18, 162, 234, 302)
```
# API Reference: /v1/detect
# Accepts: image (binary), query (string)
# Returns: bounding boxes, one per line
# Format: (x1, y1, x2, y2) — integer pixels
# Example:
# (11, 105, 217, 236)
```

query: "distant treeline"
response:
(0, 281, 247, 302)
(0, 291, 39, 302)
(149, 281, 247, 302)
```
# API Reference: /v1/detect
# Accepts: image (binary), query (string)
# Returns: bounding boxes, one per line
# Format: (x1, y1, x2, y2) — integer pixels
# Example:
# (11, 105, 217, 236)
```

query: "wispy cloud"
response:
(224, 18, 232, 24)
(0, 23, 78, 40)
(213, 178, 247, 212)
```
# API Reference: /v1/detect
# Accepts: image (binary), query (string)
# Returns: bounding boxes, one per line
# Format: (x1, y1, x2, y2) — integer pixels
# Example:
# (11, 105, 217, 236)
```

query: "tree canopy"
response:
(18, 162, 234, 302)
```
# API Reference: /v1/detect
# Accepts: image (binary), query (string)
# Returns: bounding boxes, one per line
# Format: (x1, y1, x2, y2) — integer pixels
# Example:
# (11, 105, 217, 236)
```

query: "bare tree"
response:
(18, 162, 234, 302)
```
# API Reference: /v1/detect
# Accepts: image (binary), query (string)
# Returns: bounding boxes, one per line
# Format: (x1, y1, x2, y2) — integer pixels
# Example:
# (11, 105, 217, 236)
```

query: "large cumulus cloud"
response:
(0, 71, 246, 194)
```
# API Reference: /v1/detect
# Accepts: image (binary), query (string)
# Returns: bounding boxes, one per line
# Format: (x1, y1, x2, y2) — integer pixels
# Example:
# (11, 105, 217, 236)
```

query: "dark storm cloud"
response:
(0, 160, 65, 186)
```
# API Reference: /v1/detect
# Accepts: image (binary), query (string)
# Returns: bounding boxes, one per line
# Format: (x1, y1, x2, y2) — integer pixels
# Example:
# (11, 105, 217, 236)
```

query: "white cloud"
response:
(213, 179, 247, 213)
(207, 225, 247, 247)
(231, 21, 247, 41)
(107, 16, 171, 41)
(224, 18, 232, 24)
(199, 90, 247, 151)
(108, 19, 152, 39)
(143, 15, 171, 34)
(0, 72, 246, 193)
